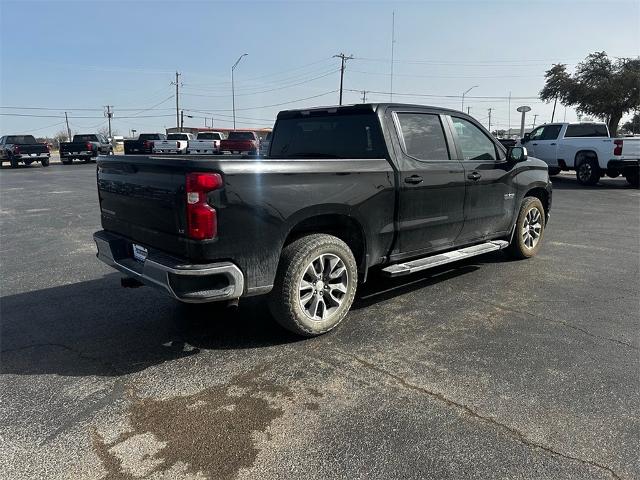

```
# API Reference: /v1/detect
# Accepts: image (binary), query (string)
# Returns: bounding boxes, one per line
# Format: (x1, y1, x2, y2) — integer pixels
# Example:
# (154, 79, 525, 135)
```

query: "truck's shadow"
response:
(551, 175, 635, 190)
(1, 256, 489, 378)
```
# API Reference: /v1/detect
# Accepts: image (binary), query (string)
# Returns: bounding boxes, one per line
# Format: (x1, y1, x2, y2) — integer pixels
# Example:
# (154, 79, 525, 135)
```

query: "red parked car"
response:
(219, 131, 259, 155)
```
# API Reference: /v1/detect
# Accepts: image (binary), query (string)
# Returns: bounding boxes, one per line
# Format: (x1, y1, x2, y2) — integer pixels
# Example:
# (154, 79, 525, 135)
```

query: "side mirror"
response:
(521, 133, 531, 143)
(508, 146, 528, 163)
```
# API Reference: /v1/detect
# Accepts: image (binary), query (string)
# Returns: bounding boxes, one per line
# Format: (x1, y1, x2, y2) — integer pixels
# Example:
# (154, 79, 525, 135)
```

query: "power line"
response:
(180, 90, 339, 113)
(344, 88, 539, 100)
(182, 69, 340, 98)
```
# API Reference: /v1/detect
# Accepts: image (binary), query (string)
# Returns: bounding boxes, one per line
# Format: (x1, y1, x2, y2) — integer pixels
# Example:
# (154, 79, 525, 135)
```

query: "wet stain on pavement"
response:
(92, 367, 296, 479)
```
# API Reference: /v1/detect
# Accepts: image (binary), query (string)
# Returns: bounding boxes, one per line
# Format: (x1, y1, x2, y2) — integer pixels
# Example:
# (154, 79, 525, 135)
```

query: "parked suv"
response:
(94, 103, 551, 336)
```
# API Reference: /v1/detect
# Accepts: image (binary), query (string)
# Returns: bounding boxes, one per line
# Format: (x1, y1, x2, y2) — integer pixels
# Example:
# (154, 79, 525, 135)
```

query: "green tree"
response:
(621, 113, 640, 134)
(540, 52, 640, 136)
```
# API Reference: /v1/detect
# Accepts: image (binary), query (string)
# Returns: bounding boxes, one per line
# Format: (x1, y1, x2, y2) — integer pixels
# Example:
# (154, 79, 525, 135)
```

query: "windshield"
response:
(74, 134, 98, 142)
(270, 113, 386, 159)
(228, 132, 254, 140)
(167, 134, 189, 140)
(6, 135, 37, 144)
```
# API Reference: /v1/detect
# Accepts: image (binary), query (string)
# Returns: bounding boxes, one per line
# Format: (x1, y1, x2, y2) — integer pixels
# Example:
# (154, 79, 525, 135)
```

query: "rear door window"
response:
(395, 113, 450, 161)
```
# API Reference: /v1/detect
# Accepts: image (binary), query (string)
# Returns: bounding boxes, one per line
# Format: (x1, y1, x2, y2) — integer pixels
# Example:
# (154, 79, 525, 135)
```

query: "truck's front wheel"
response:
(506, 196, 546, 259)
(269, 234, 358, 337)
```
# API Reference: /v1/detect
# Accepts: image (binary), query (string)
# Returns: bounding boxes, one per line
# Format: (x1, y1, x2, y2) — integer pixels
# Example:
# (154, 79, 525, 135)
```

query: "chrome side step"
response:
(382, 240, 509, 277)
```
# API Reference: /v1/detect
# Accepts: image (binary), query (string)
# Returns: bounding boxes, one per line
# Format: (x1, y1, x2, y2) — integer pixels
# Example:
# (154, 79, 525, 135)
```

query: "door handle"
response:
(550, 143, 556, 146)
(404, 175, 423, 184)
(467, 171, 481, 181)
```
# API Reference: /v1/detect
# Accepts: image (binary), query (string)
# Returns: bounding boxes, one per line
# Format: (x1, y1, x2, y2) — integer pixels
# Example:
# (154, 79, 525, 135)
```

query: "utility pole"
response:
(64, 112, 71, 141)
(488, 108, 493, 133)
(171, 71, 181, 130)
(104, 105, 113, 139)
(532, 114, 539, 128)
(508, 91, 512, 136)
(361, 90, 368, 103)
(467, 107, 471, 115)
(333, 53, 354, 105)
(390, 11, 395, 101)
(180, 110, 184, 131)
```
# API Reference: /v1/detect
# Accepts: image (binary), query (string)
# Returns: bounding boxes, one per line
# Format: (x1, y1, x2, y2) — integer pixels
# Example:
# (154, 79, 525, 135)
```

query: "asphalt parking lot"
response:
(1, 162, 638, 480)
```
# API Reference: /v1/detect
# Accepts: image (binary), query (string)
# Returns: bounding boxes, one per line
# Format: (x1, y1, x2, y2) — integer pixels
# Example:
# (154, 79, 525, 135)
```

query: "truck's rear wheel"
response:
(626, 169, 639, 188)
(576, 155, 600, 186)
(269, 234, 357, 337)
(62, 158, 72, 165)
(548, 167, 561, 176)
(506, 196, 546, 259)
(41, 157, 50, 167)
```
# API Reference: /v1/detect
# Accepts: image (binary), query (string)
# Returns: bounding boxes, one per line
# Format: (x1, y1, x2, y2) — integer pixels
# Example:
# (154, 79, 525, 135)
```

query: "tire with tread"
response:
(575, 155, 600, 186)
(625, 169, 639, 188)
(506, 196, 546, 259)
(41, 157, 50, 167)
(548, 167, 561, 176)
(268, 233, 357, 337)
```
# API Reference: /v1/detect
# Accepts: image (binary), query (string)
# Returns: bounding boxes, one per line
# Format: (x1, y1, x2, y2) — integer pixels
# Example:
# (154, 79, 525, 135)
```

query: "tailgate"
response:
(97, 157, 188, 252)
(620, 139, 640, 160)
(19, 144, 47, 154)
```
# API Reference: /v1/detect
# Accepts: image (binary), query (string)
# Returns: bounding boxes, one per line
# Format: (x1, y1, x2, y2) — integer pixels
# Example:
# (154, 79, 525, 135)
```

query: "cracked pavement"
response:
(1, 164, 638, 479)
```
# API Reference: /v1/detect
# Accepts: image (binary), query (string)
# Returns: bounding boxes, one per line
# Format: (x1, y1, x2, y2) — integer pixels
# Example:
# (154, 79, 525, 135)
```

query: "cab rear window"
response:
(270, 113, 386, 159)
(565, 124, 608, 137)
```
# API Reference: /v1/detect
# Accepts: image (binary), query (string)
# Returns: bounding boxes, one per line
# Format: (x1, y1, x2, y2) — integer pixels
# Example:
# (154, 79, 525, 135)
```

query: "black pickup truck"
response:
(123, 133, 166, 155)
(0, 135, 50, 167)
(60, 134, 113, 164)
(94, 103, 551, 336)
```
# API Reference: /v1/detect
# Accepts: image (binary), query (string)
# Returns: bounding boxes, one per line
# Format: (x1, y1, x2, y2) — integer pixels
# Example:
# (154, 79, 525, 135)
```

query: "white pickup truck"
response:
(521, 122, 640, 187)
(186, 131, 224, 155)
(152, 133, 193, 154)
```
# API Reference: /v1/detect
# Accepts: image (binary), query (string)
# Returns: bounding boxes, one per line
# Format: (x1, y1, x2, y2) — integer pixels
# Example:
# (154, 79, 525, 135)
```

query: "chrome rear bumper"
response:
(94, 230, 244, 303)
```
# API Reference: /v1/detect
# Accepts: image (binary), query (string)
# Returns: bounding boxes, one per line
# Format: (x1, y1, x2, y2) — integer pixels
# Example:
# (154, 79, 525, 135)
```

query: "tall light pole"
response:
(231, 53, 248, 130)
(461, 85, 478, 112)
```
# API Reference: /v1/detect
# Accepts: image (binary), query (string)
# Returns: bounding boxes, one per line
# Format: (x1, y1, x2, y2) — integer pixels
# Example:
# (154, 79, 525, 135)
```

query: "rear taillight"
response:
(144, 140, 152, 149)
(614, 139, 623, 156)
(86, 142, 93, 151)
(186, 172, 223, 240)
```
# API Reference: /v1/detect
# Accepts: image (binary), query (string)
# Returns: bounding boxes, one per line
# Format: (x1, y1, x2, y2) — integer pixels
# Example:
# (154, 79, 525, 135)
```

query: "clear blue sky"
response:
(1, 0, 638, 137)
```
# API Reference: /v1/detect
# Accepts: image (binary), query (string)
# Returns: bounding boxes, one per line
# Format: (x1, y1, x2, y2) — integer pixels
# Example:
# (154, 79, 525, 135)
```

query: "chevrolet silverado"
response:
(94, 103, 551, 336)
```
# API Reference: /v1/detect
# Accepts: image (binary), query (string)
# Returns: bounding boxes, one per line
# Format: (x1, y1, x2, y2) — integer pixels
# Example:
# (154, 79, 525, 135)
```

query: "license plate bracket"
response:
(132, 243, 148, 263)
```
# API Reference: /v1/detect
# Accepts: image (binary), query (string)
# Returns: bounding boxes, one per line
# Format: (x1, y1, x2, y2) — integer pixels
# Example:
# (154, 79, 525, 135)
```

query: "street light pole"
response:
(231, 53, 248, 131)
(461, 85, 478, 112)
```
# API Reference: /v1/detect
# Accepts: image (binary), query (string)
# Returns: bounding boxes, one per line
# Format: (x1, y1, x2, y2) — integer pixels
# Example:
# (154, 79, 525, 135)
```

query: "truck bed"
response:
(96, 154, 395, 292)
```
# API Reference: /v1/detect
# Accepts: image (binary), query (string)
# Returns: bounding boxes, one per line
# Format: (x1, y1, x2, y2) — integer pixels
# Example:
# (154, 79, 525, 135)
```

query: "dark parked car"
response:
(94, 103, 551, 336)
(123, 133, 166, 155)
(60, 134, 113, 164)
(0, 135, 50, 167)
